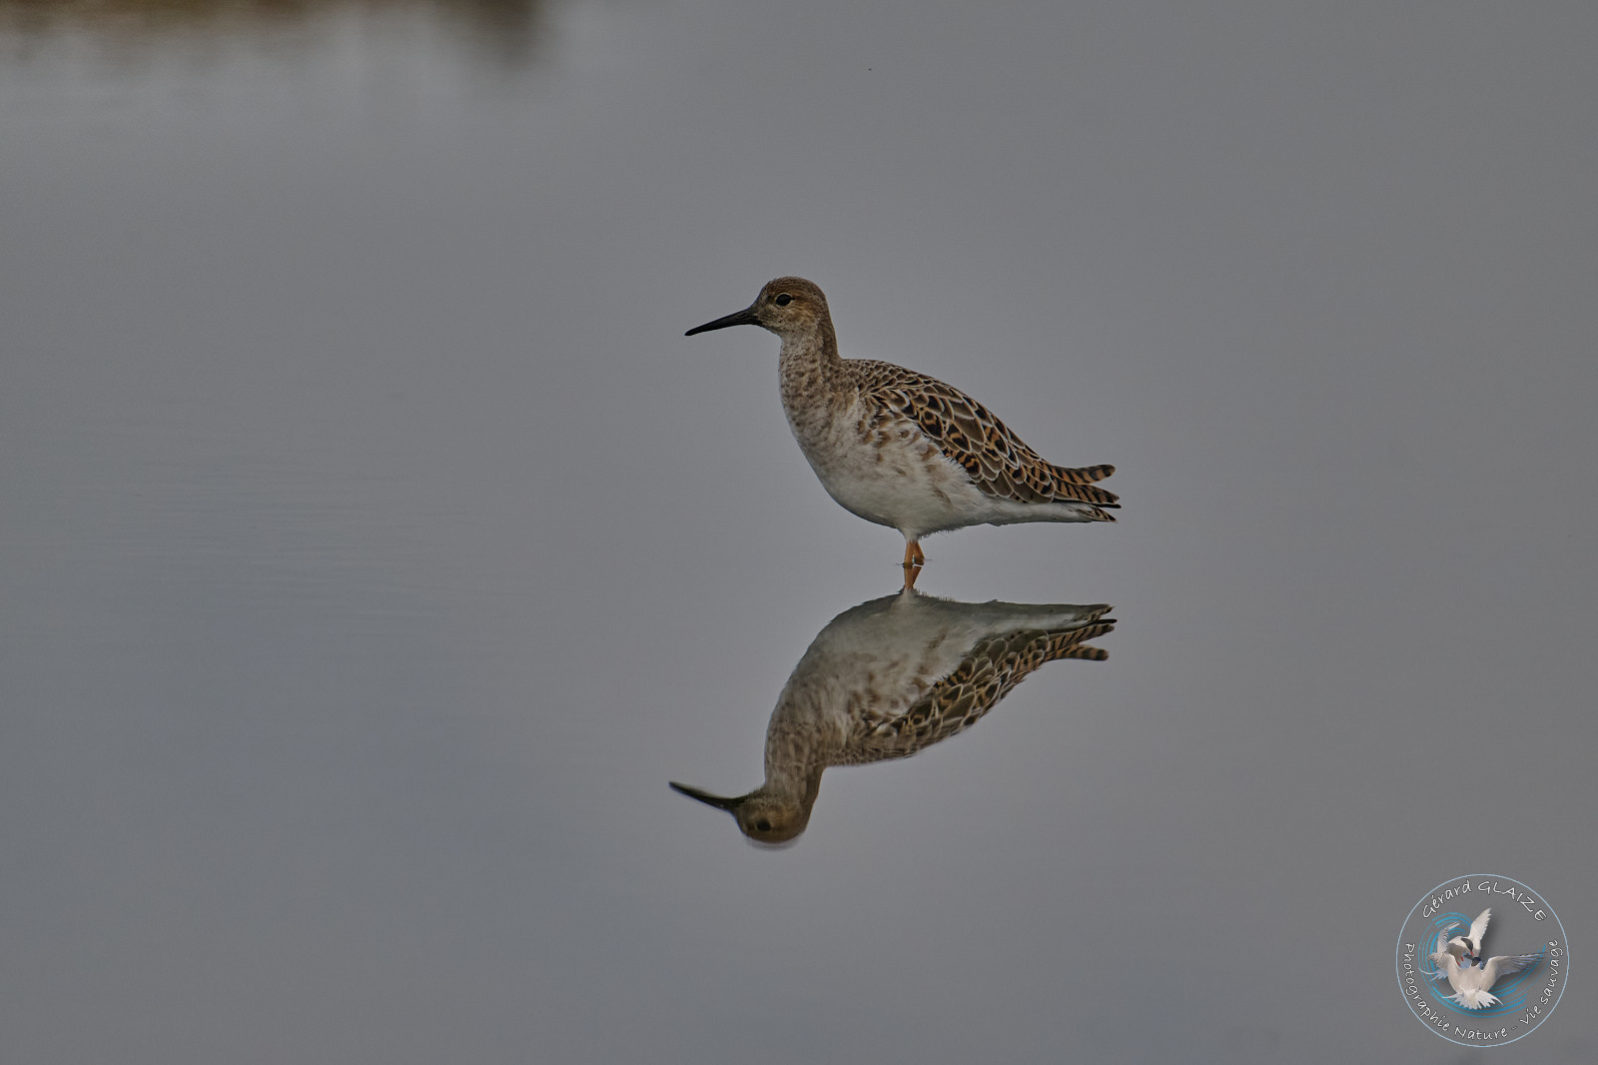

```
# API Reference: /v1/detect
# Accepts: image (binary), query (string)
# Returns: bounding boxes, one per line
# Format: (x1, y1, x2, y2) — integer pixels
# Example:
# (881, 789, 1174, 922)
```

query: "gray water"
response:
(3, 3, 1595, 1062)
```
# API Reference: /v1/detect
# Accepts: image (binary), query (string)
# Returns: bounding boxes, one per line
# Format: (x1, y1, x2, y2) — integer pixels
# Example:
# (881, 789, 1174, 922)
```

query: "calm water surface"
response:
(3, 4, 1595, 1062)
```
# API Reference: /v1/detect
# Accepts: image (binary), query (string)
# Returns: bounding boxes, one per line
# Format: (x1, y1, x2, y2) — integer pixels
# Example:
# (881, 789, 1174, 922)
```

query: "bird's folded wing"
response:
(843, 622, 1114, 765)
(854, 360, 1118, 508)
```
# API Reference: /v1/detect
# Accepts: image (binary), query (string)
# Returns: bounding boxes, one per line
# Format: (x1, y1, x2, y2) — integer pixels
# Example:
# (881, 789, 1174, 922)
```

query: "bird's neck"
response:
(778, 323, 842, 405)
(759, 759, 825, 814)
(761, 699, 837, 798)
(778, 324, 844, 449)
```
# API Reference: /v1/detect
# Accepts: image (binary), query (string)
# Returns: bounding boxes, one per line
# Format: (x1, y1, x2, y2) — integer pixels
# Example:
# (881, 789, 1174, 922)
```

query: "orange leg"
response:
(902, 540, 925, 568)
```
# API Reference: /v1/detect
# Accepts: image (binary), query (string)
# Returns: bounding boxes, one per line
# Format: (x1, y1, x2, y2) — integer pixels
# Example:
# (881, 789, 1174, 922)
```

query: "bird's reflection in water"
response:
(671, 587, 1116, 846)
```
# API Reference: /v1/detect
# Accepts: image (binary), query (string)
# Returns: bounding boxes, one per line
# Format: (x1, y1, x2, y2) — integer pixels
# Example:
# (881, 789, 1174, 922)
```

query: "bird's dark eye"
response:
(774, 294, 792, 306)
(756, 819, 772, 832)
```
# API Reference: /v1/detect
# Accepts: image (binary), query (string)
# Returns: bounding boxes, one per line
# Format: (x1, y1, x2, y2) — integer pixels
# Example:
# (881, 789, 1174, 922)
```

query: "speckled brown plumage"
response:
(849, 358, 1119, 516)
(669, 590, 1116, 844)
(845, 618, 1116, 765)
(686, 277, 1121, 564)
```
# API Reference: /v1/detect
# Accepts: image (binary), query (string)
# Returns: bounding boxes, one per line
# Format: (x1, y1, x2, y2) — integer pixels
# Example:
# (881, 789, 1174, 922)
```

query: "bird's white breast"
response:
(782, 394, 986, 539)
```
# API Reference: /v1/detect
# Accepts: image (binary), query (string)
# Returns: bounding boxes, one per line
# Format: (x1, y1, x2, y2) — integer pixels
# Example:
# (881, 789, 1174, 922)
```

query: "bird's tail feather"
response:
(1053, 463, 1116, 485)
(1049, 465, 1119, 512)
(1449, 989, 1500, 1010)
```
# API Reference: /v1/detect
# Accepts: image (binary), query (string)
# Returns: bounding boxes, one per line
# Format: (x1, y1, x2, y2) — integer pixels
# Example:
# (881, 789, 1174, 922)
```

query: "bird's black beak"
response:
(685, 303, 759, 336)
(669, 781, 741, 810)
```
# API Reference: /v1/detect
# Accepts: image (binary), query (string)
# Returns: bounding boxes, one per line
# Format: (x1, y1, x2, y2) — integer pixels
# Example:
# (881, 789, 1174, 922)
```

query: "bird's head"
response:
(668, 781, 811, 846)
(685, 277, 831, 343)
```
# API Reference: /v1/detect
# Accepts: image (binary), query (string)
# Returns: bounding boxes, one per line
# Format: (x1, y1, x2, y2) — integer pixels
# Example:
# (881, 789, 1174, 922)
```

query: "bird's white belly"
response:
(785, 398, 986, 539)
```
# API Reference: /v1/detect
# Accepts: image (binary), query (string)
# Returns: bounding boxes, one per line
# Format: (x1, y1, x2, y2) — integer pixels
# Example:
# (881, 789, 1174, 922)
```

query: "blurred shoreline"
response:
(0, 0, 547, 68)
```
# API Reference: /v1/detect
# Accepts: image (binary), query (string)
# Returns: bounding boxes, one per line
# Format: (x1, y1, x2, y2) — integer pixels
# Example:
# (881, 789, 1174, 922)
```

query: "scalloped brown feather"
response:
(843, 618, 1117, 764)
(848, 358, 1119, 516)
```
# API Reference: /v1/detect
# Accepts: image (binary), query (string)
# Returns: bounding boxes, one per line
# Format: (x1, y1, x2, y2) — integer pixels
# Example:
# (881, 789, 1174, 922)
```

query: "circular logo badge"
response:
(1395, 874, 1568, 1047)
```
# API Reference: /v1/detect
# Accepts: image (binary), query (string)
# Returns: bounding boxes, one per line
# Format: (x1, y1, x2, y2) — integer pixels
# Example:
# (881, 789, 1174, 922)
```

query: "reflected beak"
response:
(669, 781, 741, 810)
(685, 303, 759, 336)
